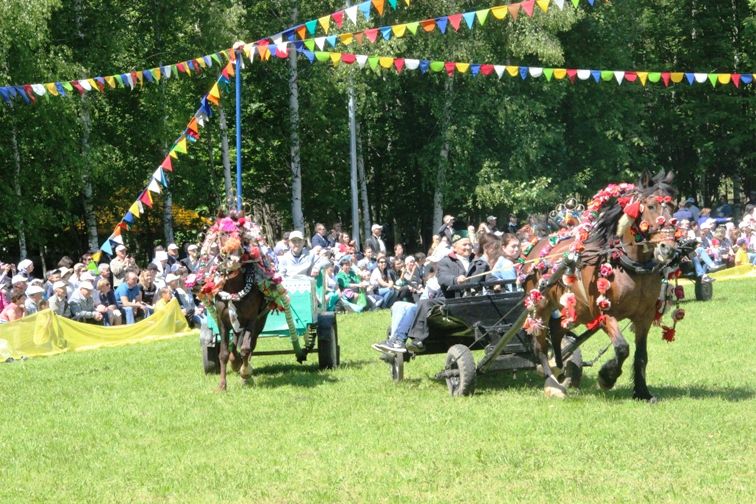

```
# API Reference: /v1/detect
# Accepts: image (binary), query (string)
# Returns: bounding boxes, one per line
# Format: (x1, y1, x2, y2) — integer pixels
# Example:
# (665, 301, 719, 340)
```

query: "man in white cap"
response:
(365, 224, 387, 255)
(167, 243, 180, 268)
(69, 281, 107, 324)
(166, 273, 204, 328)
(110, 244, 130, 287)
(278, 230, 321, 277)
(181, 244, 200, 273)
(11, 274, 28, 295)
(48, 280, 71, 318)
(151, 250, 171, 279)
(24, 285, 45, 315)
(17, 258, 34, 280)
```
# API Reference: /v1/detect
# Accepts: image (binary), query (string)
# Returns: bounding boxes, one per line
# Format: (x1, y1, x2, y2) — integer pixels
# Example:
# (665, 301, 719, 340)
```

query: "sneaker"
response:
(405, 339, 426, 353)
(701, 275, 715, 283)
(374, 338, 407, 353)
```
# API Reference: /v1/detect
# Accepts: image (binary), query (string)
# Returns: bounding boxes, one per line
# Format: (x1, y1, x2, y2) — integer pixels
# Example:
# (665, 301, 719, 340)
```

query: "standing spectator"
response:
(683, 197, 701, 222)
(311, 223, 329, 249)
(713, 195, 733, 218)
(69, 282, 106, 324)
(48, 281, 71, 318)
(365, 224, 387, 255)
(484, 216, 498, 233)
(327, 223, 342, 248)
(24, 285, 45, 315)
(167, 243, 180, 269)
(0, 291, 26, 322)
(507, 216, 519, 235)
(17, 259, 35, 281)
(437, 215, 455, 243)
(391, 257, 414, 303)
(181, 244, 201, 273)
(414, 252, 428, 283)
(110, 245, 130, 287)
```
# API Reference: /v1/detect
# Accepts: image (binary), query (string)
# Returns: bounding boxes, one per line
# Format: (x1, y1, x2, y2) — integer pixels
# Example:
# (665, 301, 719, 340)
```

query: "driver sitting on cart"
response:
(375, 232, 475, 353)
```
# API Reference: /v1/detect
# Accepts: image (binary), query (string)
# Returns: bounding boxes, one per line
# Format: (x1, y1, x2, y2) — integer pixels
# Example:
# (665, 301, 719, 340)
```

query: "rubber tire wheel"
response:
(445, 344, 476, 397)
(317, 312, 340, 370)
(202, 344, 220, 375)
(391, 352, 404, 382)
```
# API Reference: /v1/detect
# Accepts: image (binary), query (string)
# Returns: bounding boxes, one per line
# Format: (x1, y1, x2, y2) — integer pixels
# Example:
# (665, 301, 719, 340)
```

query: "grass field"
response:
(1, 279, 754, 503)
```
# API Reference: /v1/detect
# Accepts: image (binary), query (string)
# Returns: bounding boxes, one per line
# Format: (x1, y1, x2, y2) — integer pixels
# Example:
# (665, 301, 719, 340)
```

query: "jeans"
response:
(376, 287, 396, 308)
(693, 247, 717, 276)
(390, 302, 416, 341)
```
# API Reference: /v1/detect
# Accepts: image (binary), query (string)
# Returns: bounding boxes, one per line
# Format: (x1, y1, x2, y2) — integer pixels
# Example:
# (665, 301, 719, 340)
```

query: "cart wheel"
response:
(317, 312, 340, 369)
(202, 344, 220, 375)
(445, 344, 476, 397)
(390, 351, 404, 382)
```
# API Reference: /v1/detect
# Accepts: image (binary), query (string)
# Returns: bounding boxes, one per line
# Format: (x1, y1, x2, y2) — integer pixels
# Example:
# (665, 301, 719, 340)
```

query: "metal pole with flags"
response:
(234, 45, 243, 211)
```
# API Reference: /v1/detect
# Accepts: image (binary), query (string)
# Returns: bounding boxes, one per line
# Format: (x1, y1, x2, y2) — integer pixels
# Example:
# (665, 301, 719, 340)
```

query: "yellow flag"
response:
(670, 72, 684, 84)
(553, 68, 567, 80)
(637, 72, 648, 86)
(392, 24, 407, 37)
(330, 52, 341, 66)
(318, 15, 330, 34)
(717, 73, 731, 85)
(105, 76, 116, 88)
(151, 68, 161, 81)
(455, 63, 470, 74)
(506, 66, 519, 77)
(379, 57, 394, 69)
(45, 83, 59, 96)
(537, 0, 550, 12)
(129, 201, 141, 218)
(208, 82, 221, 105)
(339, 33, 354, 45)
(490, 6, 508, 19)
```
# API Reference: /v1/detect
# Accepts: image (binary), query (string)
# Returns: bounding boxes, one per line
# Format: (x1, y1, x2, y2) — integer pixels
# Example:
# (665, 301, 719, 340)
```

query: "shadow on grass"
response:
(248, 359, 374, 389)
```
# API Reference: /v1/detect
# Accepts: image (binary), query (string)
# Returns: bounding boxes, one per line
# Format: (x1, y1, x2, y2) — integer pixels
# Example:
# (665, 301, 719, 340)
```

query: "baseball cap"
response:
(187, 244, 198, 251)
(115, 244, 127, 252)
(18, 259, 33, 270)
(79, 281, 94, 291)
(25, 285, 44, 296)
(80, 272, 95, 281)
(165, 273, 180, 283)
(168, 243, 179, 250)
(155, 251, 168, 261)
(289, 230, 304, 241)
(11, 274, 27, 285)
(53, 280, 68, 290)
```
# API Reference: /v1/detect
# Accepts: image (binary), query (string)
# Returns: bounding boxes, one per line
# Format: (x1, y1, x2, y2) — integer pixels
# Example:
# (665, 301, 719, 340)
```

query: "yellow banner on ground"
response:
(0, 299, 191, 361)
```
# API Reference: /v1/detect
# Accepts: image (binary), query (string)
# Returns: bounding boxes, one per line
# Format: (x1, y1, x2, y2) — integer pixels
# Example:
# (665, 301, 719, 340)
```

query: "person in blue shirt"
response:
(114, 271, 148, 321)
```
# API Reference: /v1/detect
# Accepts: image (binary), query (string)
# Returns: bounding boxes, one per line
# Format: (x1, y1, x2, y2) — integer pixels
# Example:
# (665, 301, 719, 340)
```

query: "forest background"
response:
(0, 0, 753, 265)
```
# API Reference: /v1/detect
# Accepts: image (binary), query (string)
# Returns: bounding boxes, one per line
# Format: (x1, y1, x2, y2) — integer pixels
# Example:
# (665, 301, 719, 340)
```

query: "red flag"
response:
(160, 156, 173, 172)
(444, 61, 456, 77)
(731, 73, 741, 88)
(661, 72, 671, 87)
(480, 64, 494, 76)
(566, 69, 577, 83)
(332, 10, 344, 28)
(394, 58, 405, 73)
(625, 71, 638, 83)
(364, 28, 379, 43)
(522, 0, 536, 17)
(341, 53, 356, 64)
(448, 13, 463, 31)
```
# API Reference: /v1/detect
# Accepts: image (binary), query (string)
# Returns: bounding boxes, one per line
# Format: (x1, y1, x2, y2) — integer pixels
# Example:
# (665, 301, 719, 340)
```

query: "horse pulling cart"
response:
(375, 273, 596, 397)
(201, 273, 340, 375)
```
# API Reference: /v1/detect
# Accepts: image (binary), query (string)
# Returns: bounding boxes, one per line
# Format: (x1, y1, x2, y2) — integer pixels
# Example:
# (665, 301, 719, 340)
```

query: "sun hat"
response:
(11, 274, 27, 285)
(17, 259, 33, 271)
(289, 230, 304, 241)
(165, 273, 180, 283)
(155, 251, 168, 261)
(25, 285, 44, 296)
(53, 280, 68, 290)
(79, 281, 94, 291)
(80, 272, 95, 281)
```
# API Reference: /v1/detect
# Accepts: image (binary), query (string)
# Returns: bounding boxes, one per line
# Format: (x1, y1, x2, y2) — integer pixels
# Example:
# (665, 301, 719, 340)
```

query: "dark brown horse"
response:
(523, 171, 679, 401)
(212, 266, 270, 391)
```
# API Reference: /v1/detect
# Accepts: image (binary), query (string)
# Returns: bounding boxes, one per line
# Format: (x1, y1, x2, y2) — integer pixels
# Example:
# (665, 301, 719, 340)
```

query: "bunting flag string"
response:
(95, 61, 233, 256)
(0, 0, 410, 106)
(245, 0, 605, 62)
(285, 48, 753, 89)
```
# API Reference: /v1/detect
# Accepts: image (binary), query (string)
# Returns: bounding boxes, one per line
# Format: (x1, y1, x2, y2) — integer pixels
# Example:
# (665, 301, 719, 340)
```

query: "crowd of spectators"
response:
(2, 194, 755, 327)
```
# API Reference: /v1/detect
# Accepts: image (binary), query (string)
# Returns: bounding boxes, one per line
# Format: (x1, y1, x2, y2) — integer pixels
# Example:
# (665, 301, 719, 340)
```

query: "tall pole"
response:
(347, 2, 360, 251)
(235, 48, 243, 211)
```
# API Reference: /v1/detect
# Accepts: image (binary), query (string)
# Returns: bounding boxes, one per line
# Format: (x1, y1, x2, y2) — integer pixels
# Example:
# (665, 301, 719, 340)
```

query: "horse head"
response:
(636, 170, 678, 264)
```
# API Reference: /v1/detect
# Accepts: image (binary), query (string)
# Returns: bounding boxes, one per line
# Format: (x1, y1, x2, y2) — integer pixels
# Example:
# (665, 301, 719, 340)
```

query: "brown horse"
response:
(211, 266, 270, 391)
(523, 171, 679, 401)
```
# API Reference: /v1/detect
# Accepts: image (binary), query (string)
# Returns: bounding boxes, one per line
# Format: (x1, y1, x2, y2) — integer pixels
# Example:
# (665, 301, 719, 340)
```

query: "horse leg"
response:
(548, 315, 565, 373)
(631, 321, 656, 402)
(216, 306, 230, 392)
(597, 316, 630, 391)
(534, 331, 566, 399)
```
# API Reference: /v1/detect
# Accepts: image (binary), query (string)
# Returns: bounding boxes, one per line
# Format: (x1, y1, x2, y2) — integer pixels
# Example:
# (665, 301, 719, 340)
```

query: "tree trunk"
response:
(289, 4, 304, 231)
(80, 95, 99, 251)
(153, 0, 173, 243)
(433, 78, 454, 230)
(10, 123, 27, 260)
(357, 120, 371, 240)
(219, 104, 233, 210)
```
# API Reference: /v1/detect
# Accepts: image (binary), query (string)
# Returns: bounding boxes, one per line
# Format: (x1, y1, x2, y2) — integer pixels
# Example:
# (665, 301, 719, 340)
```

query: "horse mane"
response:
(585, 201, 624, 248)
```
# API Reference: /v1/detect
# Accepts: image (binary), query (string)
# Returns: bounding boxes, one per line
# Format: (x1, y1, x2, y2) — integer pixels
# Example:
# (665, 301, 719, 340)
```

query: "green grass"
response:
(1, 279, 754, 503)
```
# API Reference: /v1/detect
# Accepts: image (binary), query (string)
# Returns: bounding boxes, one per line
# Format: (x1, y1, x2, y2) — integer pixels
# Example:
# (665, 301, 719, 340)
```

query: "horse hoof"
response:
(215, 384, 227, 393)
(597, 373, 617, 391)
(633, 393, 657, 403)
(544, 376, 567, 399)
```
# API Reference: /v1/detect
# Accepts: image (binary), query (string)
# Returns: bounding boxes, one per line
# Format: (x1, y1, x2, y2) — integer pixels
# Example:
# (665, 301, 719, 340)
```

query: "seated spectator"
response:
(392, 243, 406, 262)
(181, 244, 201, 273)
(24, 285, 45, 315)
(336, 255, 369, 312)
(357, 247, 377, 274)
(0, 291, 26, 323)
(95, 264, 112, 291)
(110, 245, 132, 287)
(507, 215, 519, 234)
(167, 243, 181, 269)
(467, 232, 503, 289)
(151, 250, 170, 282)
(336, 232, 355, 257)
(274, 232, 291, 257)
(713, 195, 733, 218)
(401, 255, 423, 300)
(152, 287, 173, 311)
(279, 231, 321, 277)
(492, 233, 522, 285)
(327, 223, 342, 248)
(95, 279, 122, 326)
(369, 255, 396, 308)
(734, 238, 750, 266)
(48, 280, 71, 318)
(167, 273, 204, 329)
(139, 269, 158, 306)
(11, 274, 28, 297)
(114, 272, 149, 322)
(391, 257, 414, 303)
(69, 281, 107, 324)
(321, 264, 340, 311)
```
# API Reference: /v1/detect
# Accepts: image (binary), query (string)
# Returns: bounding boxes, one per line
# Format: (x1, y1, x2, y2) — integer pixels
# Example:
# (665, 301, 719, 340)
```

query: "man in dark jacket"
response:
(365, 224, 387, 255)
(404, 233, 473, 353)
(311, 223, 329, 249)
